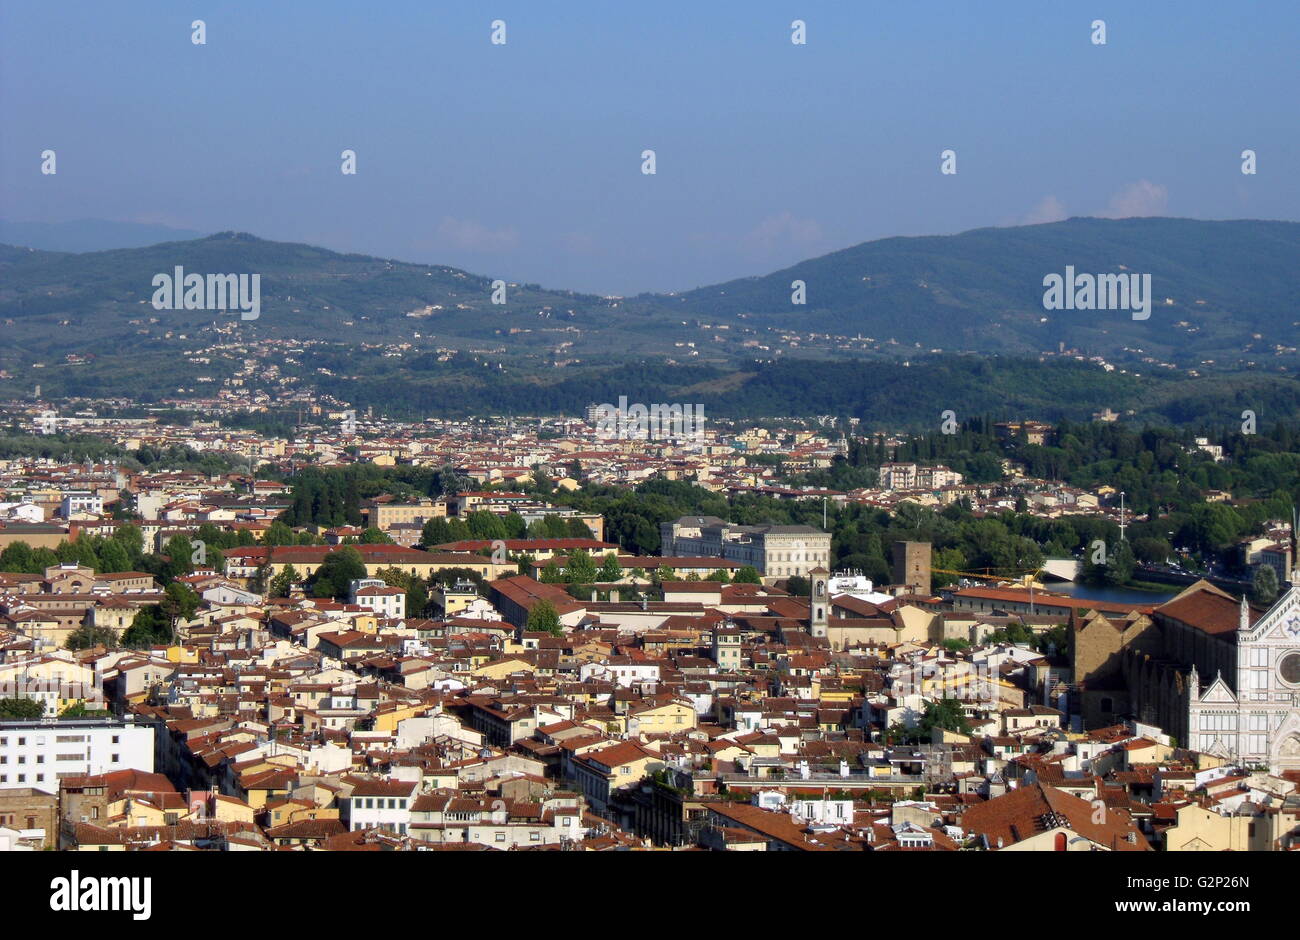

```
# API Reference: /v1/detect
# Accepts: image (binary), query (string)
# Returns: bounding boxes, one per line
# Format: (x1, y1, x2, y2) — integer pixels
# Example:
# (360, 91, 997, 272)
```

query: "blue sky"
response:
(2, 1, 1297, 294)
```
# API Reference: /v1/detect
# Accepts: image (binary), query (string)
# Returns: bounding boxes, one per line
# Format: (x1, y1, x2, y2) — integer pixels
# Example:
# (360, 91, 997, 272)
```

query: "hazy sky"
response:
(2, 1, 1297, 294)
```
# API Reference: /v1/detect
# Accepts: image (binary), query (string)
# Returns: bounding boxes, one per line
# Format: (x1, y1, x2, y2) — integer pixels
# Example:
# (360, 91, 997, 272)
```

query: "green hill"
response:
(670, 217, 1300, 362)
(1, 219, 1297, 425)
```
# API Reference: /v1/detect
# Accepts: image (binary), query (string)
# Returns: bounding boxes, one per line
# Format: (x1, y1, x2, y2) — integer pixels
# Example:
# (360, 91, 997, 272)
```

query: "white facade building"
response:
(578, 659, 661, 688)
(58, 491, 103, 518)
(1186, 576, 1300, 772)
(353, 586, 406, 620)
(345, 779, 417, 833)
(0, 718, 154, 791)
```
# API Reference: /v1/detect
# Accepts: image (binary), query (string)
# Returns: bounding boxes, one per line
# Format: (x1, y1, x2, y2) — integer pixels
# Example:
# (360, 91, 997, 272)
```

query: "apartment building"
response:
(878, 463, 964, 491)
(361, 496, 443, 531)
(349, 579, 406, 620)
(0, 718, 154, 791)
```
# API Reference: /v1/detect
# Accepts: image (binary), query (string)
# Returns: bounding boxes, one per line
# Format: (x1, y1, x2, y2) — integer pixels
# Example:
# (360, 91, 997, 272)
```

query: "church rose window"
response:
(1280, 653, 1300, 686)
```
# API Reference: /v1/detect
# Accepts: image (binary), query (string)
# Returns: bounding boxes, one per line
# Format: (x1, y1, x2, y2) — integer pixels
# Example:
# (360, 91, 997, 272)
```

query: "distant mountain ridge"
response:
(670, 217, 1300, 359)
(1, 218, 1297, 421)
(2, 217, 1296, 362)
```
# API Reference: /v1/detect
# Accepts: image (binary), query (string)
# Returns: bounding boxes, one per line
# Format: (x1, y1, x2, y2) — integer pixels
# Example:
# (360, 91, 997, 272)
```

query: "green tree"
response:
(733, 566, 762, 584)
(122, 605, 173, 647)
(162, 533, 196, 581)
(60, 702, 111, 719)
(406, 577, 430, 618)
(652, 565, 678, 585)
(66, 623, 119, 650)
(96, 538, 131, 574)
(597, 552, 623, 582)
(1251, 565, 1279, 606)
(1131, 536, 1172, 565)
(526, 599, 562, 636)
(161, 582, 202, 626)
(420, 517, 457, 548)
(931, 547, 967, 589)
(918, 697, 971, 737)
(271, 566, 304, 595)
(565, 549, 598, 585)
(0, 541, 35, 573)
(311, 546, 367, 599)
(263, 521, 297, 546)
(0, 697, 43, 719)
(1102, 538, 1136, 587)
(466, 511, 508, 540)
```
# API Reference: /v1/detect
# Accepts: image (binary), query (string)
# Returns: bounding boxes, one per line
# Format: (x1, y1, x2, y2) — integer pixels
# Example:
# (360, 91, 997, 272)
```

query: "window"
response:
(1280, 653, 1300, 686)
(495, 832, 506, 843)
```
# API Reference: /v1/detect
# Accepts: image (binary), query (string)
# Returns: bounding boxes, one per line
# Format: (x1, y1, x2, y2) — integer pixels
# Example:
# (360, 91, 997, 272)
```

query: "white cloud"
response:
(741, 211, 824, 256)
(1019, 195, 1068, 225)
(1099, 180, 1168, 218)
(435, 216, 519, 252)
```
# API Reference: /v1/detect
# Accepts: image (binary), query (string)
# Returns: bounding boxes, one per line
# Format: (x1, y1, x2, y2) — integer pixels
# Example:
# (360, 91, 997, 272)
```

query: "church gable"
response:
(1251, 592, 1300, 643)
(1197, 674, 1237, 705)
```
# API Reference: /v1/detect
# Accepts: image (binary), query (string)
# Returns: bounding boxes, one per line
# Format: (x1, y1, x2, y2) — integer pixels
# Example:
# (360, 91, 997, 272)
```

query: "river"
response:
(1046, 580, 1179, 605)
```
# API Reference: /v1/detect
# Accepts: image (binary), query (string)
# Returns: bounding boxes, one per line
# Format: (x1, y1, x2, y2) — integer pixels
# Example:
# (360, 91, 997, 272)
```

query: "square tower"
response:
(891, 541, 932, 596)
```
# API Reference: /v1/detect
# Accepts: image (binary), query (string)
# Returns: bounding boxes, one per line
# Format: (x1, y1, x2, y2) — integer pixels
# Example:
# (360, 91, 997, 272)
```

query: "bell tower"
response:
(1291, 508, 1300, 587)
(809, 566, 829, 638)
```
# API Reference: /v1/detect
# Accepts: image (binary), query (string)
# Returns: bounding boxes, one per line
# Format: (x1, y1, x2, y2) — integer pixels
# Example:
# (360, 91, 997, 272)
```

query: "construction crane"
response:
(931, 566, 1046, 586)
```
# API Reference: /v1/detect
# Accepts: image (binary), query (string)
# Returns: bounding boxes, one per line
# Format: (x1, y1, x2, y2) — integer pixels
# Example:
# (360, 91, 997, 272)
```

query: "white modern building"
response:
(58, 491, 103, 518)
(0, 718, 154, 790)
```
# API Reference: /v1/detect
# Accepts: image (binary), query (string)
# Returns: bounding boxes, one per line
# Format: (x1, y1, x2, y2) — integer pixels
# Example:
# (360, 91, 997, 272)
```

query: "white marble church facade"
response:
(1187, 577, 1300, 772)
